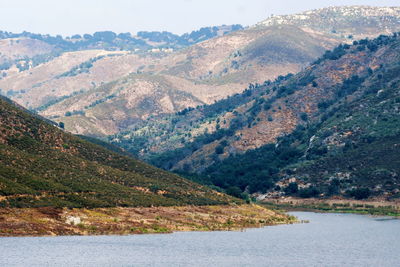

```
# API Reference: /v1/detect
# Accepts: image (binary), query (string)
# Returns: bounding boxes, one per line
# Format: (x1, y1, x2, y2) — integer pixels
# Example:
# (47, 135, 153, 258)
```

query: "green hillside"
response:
(0, 96, 235, 208)
(195, 34, 400, 200)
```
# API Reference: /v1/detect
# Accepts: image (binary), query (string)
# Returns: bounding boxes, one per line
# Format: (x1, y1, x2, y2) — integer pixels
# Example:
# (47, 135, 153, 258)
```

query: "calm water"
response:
(1, 212, 399, 267)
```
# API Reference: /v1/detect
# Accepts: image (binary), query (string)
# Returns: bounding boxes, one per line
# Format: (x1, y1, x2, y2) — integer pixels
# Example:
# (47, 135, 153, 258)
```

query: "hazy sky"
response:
(1, 0, 399, 36)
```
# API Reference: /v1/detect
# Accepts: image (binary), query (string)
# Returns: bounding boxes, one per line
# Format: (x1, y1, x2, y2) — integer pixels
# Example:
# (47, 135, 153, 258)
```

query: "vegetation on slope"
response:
(112, 33, 400, 200)
(199, 34, 400, 200)
(0, 96, 237, 208)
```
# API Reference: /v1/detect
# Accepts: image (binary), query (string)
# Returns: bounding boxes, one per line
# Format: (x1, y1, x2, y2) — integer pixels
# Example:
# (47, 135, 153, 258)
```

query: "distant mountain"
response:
(257, 6, 400, 35)
(0, 24, 243, 61)
(1, 6, 400, 138)
(0, 25, 243, 89)
(114, 32, 400, 200)
(0, 95, 235, 208)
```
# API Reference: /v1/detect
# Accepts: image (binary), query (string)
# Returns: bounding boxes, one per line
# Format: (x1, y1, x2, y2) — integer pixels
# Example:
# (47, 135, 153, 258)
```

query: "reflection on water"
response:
(0, 212, 399, 267)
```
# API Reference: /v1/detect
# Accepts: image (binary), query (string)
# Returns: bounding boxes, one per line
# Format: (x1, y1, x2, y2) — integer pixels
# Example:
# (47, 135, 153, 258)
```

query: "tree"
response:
(300, 113, 308, 122)
(59, 122, 65, 129)
(93, 31, 117, 42)
(299, 187, 320, 198)
(349, 188, 371, 200)
(215, 145, 224, 154)
(327, 179, 340, 196)
(284, 182, 299, 195)
(83, 34, 93, 39)
(226, 186, 242, 198)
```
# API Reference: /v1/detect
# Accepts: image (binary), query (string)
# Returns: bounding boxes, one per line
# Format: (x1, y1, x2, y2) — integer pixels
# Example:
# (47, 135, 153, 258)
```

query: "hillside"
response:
(0, 96, 238, 208)
(2, 6, 400, 136)
(113, 33, 400, 200)
(0, 25, 242, 80)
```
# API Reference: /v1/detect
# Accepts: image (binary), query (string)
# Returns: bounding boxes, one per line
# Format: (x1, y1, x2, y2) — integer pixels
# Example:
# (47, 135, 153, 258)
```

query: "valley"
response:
(0, 5, 400, 240)
(0, 84, 292, 236)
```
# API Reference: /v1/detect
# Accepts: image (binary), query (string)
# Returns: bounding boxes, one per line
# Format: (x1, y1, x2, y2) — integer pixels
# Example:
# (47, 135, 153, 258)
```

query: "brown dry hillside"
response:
(114, 32, 400, 177)
(0, 38, 55, 64)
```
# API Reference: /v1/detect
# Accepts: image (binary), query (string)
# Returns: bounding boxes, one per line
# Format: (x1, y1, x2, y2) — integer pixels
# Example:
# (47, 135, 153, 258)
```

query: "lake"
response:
(1, 212, 399, 266)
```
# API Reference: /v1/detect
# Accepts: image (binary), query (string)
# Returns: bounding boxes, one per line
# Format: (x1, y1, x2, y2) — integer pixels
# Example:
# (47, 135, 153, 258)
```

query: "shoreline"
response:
(260, 197, 400, 217)
(0, 204, 297, 237)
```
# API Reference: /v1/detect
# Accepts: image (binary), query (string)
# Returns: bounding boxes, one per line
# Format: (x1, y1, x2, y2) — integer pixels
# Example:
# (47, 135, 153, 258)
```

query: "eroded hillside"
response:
(111, 33, 400, 202)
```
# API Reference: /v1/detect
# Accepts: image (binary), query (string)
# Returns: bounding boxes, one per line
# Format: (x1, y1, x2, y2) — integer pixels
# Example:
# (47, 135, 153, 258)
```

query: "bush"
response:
(225, 186, 243, 198)
(299, 187, 320, 198)
(318, 101, 333, 111)
(215, 145, 224, 154)
(348, 188, 371, 200)
(300, 113, 308, 122)
(284, 182, 299, 195)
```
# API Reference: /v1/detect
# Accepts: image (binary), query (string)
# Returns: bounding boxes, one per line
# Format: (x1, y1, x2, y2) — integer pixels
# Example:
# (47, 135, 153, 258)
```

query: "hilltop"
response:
(2, 6, 400, 136)
(257, 6, 400, 35)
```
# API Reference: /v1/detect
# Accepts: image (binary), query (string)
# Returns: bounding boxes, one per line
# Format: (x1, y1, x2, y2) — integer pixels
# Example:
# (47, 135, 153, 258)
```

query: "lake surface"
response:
(1, 212, 399, 267)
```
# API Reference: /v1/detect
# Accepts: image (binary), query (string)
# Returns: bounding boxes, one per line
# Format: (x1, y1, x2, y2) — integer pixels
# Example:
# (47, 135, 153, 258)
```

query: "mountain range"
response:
(1, 5, 400, 202)
(130, 32, 400, 200)
(1, 6, 400, 137)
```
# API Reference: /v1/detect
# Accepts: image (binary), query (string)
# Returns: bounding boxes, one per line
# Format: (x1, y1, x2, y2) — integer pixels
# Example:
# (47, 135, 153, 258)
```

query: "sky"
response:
(0, 0, 399, 36)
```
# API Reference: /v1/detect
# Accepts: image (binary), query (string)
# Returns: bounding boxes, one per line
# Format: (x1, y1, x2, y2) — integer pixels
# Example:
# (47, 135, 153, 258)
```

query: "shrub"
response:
(284, 182, 299, 195)
(299, 187, 320, 198)
(300, 113, 308, 122)
(225, 186, 243, 198)
(348, 188, 371, 200)
(215, 145, 224, 154)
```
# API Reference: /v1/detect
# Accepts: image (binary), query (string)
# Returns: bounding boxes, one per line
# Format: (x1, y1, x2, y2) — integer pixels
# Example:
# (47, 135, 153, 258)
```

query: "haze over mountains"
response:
(1, 6, 399, 137)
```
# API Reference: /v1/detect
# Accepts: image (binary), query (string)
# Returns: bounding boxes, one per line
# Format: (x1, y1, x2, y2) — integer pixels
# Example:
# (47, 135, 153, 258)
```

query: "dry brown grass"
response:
(0, 204, 296, 237)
